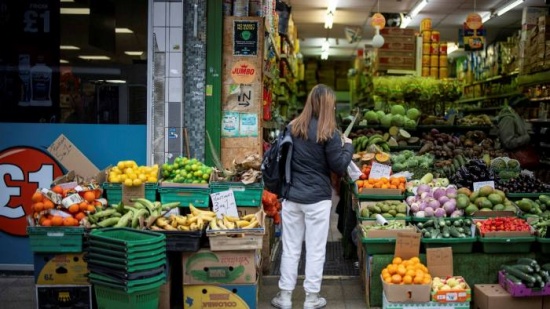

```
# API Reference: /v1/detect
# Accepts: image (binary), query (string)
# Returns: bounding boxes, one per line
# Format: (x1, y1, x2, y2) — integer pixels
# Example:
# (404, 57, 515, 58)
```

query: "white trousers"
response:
(278, 199, 332, 293)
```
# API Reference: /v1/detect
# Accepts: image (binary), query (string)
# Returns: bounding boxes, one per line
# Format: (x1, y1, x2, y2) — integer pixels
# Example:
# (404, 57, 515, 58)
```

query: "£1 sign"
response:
(0, 147, 63, 236)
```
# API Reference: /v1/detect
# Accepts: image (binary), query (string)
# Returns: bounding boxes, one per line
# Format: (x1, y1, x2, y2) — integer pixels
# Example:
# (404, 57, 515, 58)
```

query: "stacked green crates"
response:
(87, 228, 166, 309)
(209, 180, 263, 207)
(158, 184, 210, 208)
(27, 226, 85, 253)
(103, 183, 158, 204)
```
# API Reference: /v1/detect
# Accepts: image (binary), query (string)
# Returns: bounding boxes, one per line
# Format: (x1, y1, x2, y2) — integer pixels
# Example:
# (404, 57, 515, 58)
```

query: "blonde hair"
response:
(290, 84, 337, 142)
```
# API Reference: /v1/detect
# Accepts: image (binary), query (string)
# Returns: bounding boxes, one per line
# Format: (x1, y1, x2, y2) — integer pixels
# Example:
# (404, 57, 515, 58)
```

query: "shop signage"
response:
(230, 60, 257, 84)
(221, 111, 258, 138)
(233, 20, 258, 56)
(461, 22, 485, 51)
(0, 146, 64, 236)
(226, 84, 255, 109)
(465, 13, 482, 30)
(369, 162, 391, 180)
(0, 0, 60, 122)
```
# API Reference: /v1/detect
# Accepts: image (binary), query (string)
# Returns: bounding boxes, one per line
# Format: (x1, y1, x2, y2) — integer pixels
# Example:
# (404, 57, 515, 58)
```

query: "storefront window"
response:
(0, 0, 148, 124)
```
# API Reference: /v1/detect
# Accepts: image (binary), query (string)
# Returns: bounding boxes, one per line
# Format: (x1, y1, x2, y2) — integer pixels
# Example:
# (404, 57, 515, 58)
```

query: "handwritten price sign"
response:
(368, 162, 391, 180)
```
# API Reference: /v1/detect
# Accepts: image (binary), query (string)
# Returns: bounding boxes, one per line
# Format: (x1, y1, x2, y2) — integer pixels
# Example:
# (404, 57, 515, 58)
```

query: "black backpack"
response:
(261, 125, 293, 198)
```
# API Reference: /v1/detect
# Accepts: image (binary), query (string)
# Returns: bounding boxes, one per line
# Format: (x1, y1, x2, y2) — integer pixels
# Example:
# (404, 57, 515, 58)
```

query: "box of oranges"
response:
(381, 232, 432, 303)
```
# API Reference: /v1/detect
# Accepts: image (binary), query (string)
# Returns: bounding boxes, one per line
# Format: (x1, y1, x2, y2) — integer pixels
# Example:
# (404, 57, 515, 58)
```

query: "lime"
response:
(202, 173, 210, 180)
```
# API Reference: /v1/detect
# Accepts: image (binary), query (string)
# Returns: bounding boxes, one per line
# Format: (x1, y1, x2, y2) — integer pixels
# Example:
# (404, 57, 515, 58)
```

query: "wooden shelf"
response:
(463, 72, 518, 87)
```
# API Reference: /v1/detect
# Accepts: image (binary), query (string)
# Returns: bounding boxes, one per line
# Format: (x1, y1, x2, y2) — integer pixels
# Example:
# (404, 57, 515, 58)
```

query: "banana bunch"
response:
(209, 213, 260, 231)
(85, 198, 180, 229)
(352, 135, 390, 152)
(151, 204, 216, 231)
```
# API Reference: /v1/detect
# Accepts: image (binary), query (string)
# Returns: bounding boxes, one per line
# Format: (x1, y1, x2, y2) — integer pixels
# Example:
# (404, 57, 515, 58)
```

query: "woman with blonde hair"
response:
(271, 84, 354, 309)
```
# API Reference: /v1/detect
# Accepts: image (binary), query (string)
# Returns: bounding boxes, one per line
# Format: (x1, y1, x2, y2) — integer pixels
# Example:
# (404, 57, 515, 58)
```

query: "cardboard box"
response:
(544, 296, 550, 309)
(183, 280, 259, 309)
(159, 261, 172, 309)
(473, 284, 543, 309)
(33, 253, 88, 285)
(182, 249, 259, 285)
(382, 232, 431, 303)
(36, 284, 92, 309)
(427, 247, 471, 303)
(206, 211, 266, 251)
(383, 292, 470, 309)
(47, 134, 100, 180)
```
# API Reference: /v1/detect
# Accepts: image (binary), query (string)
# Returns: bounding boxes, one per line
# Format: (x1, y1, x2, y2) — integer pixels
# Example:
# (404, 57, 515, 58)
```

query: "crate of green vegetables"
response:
(415, 217, 477, 253)
(356, 200, 410, 224)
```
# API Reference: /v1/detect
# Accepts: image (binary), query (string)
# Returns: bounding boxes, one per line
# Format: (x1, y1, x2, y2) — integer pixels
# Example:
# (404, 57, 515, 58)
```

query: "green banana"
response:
(132, 198, 155, 214)
(131, 208, 149, 228)
(162, 202, 181, 210)
(368, 137, 383, 146)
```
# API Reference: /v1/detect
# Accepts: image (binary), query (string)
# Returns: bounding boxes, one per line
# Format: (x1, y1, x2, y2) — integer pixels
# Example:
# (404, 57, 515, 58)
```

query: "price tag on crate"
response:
(368, 162, 391, 180)
(210, 190, 239, 218)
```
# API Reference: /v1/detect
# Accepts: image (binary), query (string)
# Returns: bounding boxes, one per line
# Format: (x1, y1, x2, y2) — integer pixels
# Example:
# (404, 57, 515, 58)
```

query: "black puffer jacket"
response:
(285, 119, 354, 204)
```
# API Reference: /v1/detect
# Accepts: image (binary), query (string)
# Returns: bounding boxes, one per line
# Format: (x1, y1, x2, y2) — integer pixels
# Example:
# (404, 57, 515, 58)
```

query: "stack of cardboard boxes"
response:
(519, 7, 549, 74)
(375, 28, 417, 73)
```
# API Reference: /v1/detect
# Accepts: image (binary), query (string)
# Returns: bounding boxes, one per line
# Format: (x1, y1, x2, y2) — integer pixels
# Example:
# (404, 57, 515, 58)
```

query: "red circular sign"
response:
(0, 147, 63, 236)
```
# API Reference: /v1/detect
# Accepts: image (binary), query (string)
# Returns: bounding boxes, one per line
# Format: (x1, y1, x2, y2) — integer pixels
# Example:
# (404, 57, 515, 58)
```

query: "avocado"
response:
(487, 193, 504, 205)
(465, 204, 479, 216)
(470, 191, 479, 203)
(478, 185, 494, 197)
(492, 204, 505, 211)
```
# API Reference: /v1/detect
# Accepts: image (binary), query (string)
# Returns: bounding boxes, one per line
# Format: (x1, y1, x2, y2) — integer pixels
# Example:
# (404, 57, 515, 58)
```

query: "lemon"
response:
(124, 167, 133, 175)
(138, 174, 147, 181)
(147, 176, 158, 183)
(112, 167, 121, 174)
(128, 173, 137, 180)
(124, 178, 133, 186)
(133, 179, 142, 186)
(110, 176, 121, 183)
(120, 174, 128, 181)
(117, 161, 125, 169)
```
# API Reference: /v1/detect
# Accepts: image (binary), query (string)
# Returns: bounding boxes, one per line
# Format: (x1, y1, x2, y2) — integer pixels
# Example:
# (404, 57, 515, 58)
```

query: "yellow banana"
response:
(236, 220, 250, 228)
(177, 225, 190, 231)
(242, 214, 256, 221)
(243, 219, 259, 229)
(223, 215, 240, 222)
(209, 219, 219, 230)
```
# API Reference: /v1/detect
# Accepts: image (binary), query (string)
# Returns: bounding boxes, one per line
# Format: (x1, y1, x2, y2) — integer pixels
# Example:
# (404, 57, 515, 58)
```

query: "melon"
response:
(376, 110, 386, 119)
(391, 114, 404, 126)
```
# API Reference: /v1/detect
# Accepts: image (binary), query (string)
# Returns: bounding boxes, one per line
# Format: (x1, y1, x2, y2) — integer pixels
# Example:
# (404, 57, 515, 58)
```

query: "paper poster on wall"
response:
(221, 111, 240, 137)
(231, 60, 256, 84)
(224, 84, 255, 111)
(233, 20, 258, 56)
(239, 113, 258, 137)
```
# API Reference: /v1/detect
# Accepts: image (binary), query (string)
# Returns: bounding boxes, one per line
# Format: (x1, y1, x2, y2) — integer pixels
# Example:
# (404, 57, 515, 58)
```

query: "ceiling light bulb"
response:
(372, 27, 384, 48)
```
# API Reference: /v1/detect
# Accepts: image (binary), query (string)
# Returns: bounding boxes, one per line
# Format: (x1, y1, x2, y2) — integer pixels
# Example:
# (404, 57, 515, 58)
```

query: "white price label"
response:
(210, 190, 239, 219)
(473, 181, 495, 192)
(368, 162, 391, 180)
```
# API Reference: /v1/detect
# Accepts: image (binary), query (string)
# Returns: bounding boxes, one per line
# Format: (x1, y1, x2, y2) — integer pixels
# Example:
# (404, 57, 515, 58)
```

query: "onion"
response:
(417, 184, 431, 195)
(406, 196, 416, 205)
(433, 188, 447, 200)
(438, 195, 450, 205)
(434, 208, 446, 217)
(442, 199, 457, 215)
(410, 203, 420, 213)
(424, 207, 434, 217)
(427, 199, 440, 209)
(415, 211, 425, 218)
(446, 187, 458, 198)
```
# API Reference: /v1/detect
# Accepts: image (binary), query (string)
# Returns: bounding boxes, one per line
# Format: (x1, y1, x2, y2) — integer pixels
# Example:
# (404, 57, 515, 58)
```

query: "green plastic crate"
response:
(27, 226, 85, 253)
(89, 228, 166, 254)
(89, 271, 165, 289)
(506, 192, 550, 199)
(538, 237, 550, 254)
(421, 237, 477, 253)
(479, 236, 535, 253)
(103, 183, 158, 204)
(361, 237, 397, 255)
(94, 282, 163, 309)
(158, 187, 210, 208)
(209, 181, 263, 207)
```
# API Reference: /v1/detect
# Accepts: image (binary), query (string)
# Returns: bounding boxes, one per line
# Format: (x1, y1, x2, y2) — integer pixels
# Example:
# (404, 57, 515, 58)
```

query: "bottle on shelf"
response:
(18, 54, 31, 107)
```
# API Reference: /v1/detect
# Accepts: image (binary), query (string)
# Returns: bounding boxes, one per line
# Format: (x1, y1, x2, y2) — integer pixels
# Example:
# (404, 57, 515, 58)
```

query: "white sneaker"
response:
(271, 290, 292, 309)
(303, 293, 326, 309)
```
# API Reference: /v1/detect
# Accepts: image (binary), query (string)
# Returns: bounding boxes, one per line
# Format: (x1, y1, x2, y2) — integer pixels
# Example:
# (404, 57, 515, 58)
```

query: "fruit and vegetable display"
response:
(495, 174, 550, 194)
(358, 200, 408, 219)
(448, 159, 498, 189)
(381, 256, 431, 285)
(490, 157, 520, 180)
(151, 204, 213, 231)
(416, 218, 474, 239)
(356, 176, 407, 192)
(363, 105, 420, 129)
(500, 259, 550, 289)
(405, 175, 462, 218)
(432, 276, 469, 292)
(108, 160, 159, 186)
(391, 150, 434, 176)
(456, 114, 494, 126)
(84, 198, 180, 229)
(161, 156, 212, 184)
(30, 184, 103, 227)
(454, 186, 517, 216)
(476, 217, 531, 235)
(359, 221, 408, 236)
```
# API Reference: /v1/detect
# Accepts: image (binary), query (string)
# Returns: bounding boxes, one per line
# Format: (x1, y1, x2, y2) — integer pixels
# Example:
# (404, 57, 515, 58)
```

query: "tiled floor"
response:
(0, 206, 372, 308)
